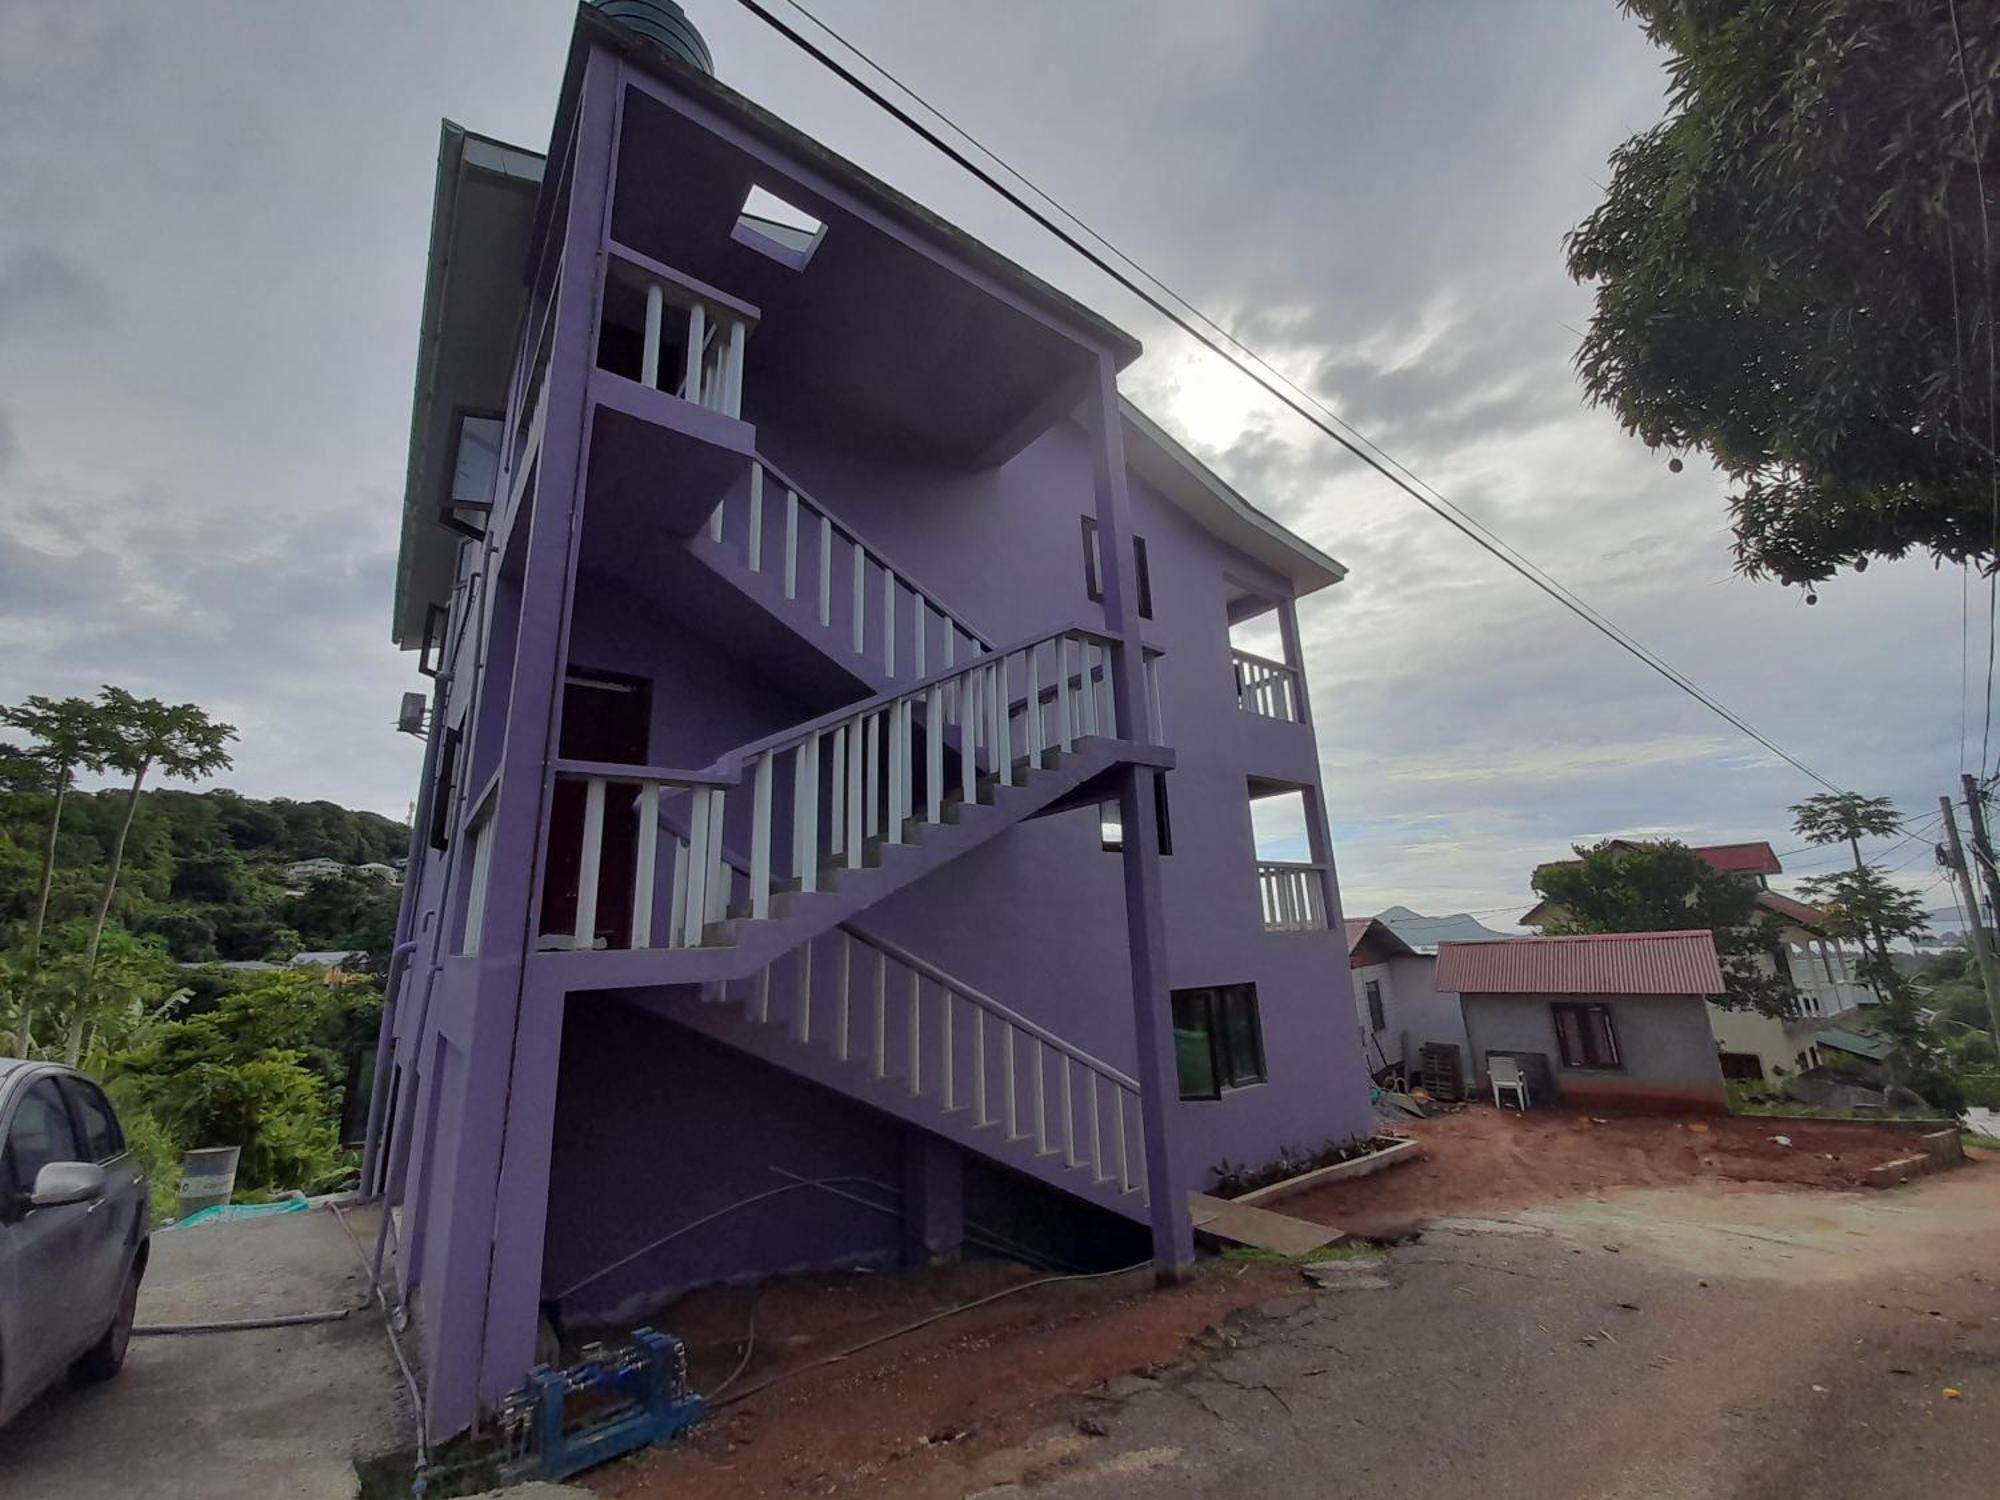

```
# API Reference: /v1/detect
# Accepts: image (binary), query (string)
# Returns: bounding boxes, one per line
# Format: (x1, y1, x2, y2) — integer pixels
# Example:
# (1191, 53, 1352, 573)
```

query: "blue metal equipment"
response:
(495, 1328, 705, 1483)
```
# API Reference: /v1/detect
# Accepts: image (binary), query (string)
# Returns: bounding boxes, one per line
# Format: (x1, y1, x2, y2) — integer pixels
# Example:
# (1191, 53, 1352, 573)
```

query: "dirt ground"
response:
(1280, 1106, 1949, 1239)
(582, 1257, 1307, 1500)
(580, 1111, 1973, 1499)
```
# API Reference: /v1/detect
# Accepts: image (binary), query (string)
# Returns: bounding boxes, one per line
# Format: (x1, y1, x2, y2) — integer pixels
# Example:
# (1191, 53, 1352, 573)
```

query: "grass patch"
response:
(1220, 1243, 1385, 1268)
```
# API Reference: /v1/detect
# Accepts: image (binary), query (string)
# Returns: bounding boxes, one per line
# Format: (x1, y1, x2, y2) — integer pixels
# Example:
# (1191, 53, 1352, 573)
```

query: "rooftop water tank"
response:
(586, 0, 714, 75)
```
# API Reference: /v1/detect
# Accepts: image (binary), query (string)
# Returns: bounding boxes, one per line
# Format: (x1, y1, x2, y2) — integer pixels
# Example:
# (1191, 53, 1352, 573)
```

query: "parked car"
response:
(0, 1058, 150, 1426)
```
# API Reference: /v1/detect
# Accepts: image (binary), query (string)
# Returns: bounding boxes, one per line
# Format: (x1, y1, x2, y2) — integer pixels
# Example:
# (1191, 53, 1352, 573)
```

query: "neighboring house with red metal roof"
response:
(1435, 931, 1731, 1114)
(1345, 917, 1470, 1093)
(1515, 837, 1874, 1083)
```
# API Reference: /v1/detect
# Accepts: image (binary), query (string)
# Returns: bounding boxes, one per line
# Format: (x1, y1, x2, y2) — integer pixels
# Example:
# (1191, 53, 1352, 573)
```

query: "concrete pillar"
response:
(899, 1132, 964, 1268)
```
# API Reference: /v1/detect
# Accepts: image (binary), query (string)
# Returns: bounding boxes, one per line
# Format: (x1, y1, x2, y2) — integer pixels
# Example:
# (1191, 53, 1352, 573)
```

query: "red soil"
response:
(1283, 1106, 1946, 1239)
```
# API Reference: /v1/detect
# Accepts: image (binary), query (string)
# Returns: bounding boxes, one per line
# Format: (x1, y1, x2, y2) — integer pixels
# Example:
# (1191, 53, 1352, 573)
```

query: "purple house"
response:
(365, 0, 1373, 1440)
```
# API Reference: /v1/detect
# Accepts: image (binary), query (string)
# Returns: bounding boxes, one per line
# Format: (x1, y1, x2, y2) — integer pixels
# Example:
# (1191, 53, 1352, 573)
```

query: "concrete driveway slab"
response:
(0, 1202, 409, 1500)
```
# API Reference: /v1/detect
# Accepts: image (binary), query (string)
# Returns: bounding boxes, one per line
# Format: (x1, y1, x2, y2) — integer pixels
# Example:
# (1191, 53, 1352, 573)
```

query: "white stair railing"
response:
(1231, 647, 1301, 723)
(714, 924, 1148, 1203)
(1256, 860, 1330, 932)
(607, 244, 753, 420)
(551, 625, 1131, 954)
(704, 457, 991, 681)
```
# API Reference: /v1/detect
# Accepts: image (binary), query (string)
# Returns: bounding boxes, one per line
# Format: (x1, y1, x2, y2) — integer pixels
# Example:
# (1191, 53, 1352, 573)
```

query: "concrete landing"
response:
(1187, 1192, 1345, 1256)
(0, 1203, 408, 1500)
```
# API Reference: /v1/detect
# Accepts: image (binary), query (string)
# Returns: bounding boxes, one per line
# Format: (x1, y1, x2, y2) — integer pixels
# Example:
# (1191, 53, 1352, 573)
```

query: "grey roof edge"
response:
(392, 120, 544, 648)
(1119, 399, 1349, 594)
(572, 4, 1143, 367)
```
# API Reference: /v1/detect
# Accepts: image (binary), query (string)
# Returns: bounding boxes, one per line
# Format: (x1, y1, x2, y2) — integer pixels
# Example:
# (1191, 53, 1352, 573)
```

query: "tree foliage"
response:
(1567, 0, 2000, 585)
(1529, 839, 1795, 1015)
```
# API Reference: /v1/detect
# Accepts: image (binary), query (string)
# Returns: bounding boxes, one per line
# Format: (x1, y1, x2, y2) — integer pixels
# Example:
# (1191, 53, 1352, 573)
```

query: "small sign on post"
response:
(176, 1146, 241, 1221)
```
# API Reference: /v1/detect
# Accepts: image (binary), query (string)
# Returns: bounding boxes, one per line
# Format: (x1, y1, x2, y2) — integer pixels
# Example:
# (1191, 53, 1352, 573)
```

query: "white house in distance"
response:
(1346, 916, 1471, 1094)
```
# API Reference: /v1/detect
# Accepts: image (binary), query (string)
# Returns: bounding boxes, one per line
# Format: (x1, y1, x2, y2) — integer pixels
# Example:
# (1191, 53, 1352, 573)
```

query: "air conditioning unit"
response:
(397, 692, 430, 738)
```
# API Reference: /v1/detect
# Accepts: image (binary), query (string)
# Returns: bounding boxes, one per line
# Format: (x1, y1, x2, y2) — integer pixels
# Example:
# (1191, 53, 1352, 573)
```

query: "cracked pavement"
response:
(927, 1164, 2000, 1500)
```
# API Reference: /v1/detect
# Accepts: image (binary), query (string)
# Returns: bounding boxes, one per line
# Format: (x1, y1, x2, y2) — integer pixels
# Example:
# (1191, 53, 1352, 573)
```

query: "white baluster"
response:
(641, 282, 664, 389)
(864, 712, 880, 843)
(851, 543, 866, 655)
(704, 789, 728, 925)
(883, 569, 896, 677)
(818, 513, 833, 628)
(1056, 636, 1075, 751)
(684, 786, 712, 944)
(795, 735, 819, 894)
(913, 600, 926, 677)
(1061, 1054, 1077, 1167)
(724, 317, 745, 417)
(973, 1009, 987, 1126)
(1079, 641, 1100, 737)
(668, 837, 688, 947)
(1033, 1042, 1048, 1154)
(886, 702, 903, 846)
(1025, 644, 1042, 764)
(926, 683, 943, 824)
(940, 989, 955, 1112)
(1114, 1085, 1130, 1191)
(632, 781, 659, 948)
(683, 301, 705, 403)
(960, 668, 978, 807)
(574, 777, 606, 950)
(828, 729, 845, 860)
(845, 717, 865, 868)
(996, 655, 1013, 786)
(783, 489, 799, 600)
(750, 751, 773, 919)
(1088, 1073, 1102, 1181)
(752, 964, 770, 1023)
(1003, 1027, 1019, 1140)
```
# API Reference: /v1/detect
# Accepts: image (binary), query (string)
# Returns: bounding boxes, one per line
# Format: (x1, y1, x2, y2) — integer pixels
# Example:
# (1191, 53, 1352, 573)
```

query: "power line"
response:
(734, 0, 1850, 797)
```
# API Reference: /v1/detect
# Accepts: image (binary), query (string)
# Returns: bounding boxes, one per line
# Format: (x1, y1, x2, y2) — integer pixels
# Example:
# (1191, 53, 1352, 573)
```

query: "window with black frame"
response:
(1171, 984, 1267, 1099)
(1552, 1002, 1621, 1070)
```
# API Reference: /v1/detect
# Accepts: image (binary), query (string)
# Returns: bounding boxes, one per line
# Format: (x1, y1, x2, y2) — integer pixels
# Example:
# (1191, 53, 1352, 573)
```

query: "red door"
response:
(540, 671, 651, 949)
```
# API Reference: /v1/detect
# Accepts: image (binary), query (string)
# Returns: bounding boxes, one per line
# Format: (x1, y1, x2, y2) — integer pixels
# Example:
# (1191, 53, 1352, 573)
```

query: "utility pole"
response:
(1960, 774, 2000, 931)
(1939, 794, 2000, 1044)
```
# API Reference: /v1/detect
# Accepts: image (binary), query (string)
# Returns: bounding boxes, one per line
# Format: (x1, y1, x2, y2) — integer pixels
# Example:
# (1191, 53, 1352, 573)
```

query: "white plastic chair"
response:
(1490, 1055, 1531, 1111)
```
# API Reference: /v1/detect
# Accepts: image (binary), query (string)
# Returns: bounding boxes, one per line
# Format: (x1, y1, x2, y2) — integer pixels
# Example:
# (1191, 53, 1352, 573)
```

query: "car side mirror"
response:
(30, 1161, 107, 1209)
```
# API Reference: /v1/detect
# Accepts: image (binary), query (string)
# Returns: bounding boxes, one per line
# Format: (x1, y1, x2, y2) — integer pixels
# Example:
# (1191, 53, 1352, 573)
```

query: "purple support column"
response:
(1078, 355, 1195, 1280)
(422, 49, 623, 1437)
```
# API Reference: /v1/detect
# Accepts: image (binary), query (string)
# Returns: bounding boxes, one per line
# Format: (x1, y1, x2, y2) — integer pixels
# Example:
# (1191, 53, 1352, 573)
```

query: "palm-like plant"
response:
(0, 694, 117, 1053)
(68, 689, 235, 1064)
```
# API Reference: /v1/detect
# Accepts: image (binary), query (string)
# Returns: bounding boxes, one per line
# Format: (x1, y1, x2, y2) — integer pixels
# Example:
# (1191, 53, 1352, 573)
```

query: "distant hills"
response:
(1375, 904, 1516, 953)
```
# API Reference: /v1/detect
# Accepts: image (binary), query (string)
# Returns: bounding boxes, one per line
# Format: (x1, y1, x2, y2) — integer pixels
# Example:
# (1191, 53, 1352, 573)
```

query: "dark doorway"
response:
(1717, 1051, 1765, 1083)
(540, 670, 652, 949)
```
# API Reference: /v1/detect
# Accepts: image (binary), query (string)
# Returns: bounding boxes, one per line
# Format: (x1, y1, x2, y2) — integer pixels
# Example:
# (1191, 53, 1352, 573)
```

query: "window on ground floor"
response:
(1172, 983, 1266, 1100)
(1551, 1002, 1621, 1070)
(1364, 978, 1385, 1033)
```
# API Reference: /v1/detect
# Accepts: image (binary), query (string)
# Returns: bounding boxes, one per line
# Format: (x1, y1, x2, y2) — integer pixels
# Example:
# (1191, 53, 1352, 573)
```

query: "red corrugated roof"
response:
(1434, 930, 1727, 997)
(1754, 889, 1827, 928)
(1691, 841, 1782, 875)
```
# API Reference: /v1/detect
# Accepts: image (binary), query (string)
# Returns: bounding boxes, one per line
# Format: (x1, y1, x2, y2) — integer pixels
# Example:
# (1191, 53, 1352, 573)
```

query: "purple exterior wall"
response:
(371, 14, 1372, 1440)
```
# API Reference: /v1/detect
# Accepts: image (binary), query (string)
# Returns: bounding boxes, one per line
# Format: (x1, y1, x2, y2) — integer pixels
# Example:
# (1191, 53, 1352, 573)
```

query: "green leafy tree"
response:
(1566, 1, 2000, 586)
(1789, 793, 1926, 998)
(70, 689, 235, 1063)
(1530, 839, 1796, 1015)
(285, 872, 400, 959)
(1, 693, 117, 1050)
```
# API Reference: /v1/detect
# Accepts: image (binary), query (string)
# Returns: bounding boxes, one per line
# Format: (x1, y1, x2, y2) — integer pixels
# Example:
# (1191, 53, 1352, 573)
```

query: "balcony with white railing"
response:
(539, 624, 1141, 962)
(605, 242, 754, 420)
(1232, 648, 1301, 723)
(1256, 861, 1331, 933)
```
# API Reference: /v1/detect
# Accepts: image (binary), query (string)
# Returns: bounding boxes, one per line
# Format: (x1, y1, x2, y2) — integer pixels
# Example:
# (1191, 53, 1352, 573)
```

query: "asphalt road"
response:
(932, 1161, 2000, 1500)
(0, 1203, 409, 1500)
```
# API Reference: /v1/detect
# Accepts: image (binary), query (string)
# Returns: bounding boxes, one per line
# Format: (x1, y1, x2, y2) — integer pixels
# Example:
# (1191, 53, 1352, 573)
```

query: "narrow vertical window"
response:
(1134, 536, 1153, 619)
(1153, 771, 1173, 856)
(428, 724, 462, 852)
(1365, 979, 1386, 1032)
(1081, 516, 1103, 602)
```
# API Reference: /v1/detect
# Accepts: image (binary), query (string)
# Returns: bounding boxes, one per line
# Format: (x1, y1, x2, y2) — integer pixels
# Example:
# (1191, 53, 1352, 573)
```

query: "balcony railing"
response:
(1256, 860, 1330, 932)
(545, 624, 1129, 953)
(608, 243, 755, 420)
(706, 457, 992, 681)
(1232, 648, 1301, 723)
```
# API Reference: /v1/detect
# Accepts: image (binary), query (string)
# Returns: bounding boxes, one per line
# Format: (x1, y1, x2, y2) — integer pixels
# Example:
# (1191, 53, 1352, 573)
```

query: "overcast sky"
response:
(0, 1, 1970, 928)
